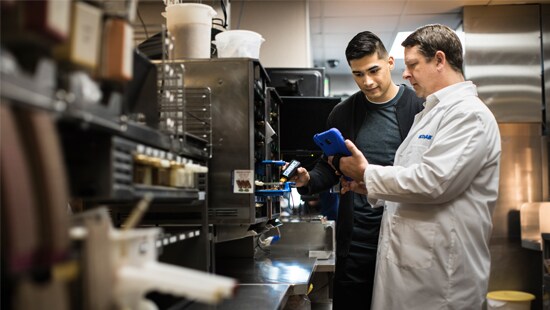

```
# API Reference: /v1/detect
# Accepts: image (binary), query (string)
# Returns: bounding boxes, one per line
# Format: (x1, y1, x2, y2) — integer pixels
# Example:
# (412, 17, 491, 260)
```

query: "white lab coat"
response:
(365, 81, 501, 310)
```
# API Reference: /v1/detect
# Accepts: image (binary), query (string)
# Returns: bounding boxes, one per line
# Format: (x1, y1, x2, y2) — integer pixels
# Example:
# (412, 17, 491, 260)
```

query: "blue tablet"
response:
(313, 128, 351, 157)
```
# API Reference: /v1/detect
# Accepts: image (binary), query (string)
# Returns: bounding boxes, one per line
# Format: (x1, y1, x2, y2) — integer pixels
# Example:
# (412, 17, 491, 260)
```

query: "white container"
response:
(165, 3, 216, 59)
(487, 291, 535, 310)
(214, 30, 265, 59)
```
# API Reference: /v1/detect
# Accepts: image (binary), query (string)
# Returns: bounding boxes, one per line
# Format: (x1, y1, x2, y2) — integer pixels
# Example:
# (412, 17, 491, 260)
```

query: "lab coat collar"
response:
(426, 81, 477, 111)
(414, 81, 477, 125)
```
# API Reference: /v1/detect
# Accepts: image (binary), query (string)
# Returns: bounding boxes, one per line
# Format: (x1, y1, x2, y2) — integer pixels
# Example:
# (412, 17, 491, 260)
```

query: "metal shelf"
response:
(156, 228, 202, 248)
(1, 54, 209, 161)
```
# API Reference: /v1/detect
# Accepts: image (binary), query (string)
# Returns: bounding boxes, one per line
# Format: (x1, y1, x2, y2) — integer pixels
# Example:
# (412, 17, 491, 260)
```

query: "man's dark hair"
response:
(345, 31, 388, 64)
(401, 24, 464, 75)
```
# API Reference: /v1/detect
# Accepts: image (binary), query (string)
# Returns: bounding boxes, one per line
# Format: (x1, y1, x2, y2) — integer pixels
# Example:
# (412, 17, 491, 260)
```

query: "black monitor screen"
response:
(279, 96, 341, 154)
(266, 68, 325, 97)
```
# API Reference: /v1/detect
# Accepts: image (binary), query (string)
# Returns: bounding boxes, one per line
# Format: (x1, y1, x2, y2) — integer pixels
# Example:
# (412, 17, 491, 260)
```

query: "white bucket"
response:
(487, 291, 535, 310)
(213, 30, 265, 59)
(164, 3, 217, 59)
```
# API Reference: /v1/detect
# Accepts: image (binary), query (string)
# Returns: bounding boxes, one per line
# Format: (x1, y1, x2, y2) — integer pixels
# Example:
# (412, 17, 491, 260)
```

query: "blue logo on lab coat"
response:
(418, 134, 433, 140)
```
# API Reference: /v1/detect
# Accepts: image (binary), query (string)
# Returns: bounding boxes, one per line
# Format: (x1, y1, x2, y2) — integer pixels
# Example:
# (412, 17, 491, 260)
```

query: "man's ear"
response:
(435, 50, 446, 70)
(434, 51, 447, 65)
(388, 56, 395, 70)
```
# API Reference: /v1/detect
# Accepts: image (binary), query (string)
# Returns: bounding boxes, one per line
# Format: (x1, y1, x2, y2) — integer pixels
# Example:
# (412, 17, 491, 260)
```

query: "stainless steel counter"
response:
(215, 257, 317, 295)
(186, 284, 290, 310)
(313, 257, 335, 273)
(208, 221, 336, 309)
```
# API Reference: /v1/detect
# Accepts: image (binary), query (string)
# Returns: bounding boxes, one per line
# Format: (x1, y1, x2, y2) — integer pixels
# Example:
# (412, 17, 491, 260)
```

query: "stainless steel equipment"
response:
(174, 59, 284, 230)
(267, 219, 335, 260)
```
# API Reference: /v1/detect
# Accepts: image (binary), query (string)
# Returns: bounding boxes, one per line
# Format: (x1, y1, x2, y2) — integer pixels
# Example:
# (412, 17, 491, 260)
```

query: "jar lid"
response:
(487, 291, 535, 302)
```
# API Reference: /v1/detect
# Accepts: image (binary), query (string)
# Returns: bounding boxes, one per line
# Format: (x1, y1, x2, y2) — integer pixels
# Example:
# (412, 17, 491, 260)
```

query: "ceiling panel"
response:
(318, 1, 406, 17)
(319, 33, 358, 48)
(320, 15, 401, 33)
(402, 0, 484, 14)
(396, 13, 462, 30)
(310, 16, 322, 33)
(316, 46, 347, 60)
(333, 31, 392, 45)
(309, 0, 407, 3)
(310, 34, 325, 49)
(309, 1, 322, 17)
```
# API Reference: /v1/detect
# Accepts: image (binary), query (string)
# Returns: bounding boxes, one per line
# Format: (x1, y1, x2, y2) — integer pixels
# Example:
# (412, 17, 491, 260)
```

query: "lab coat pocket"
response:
(387, 215, 436, 269)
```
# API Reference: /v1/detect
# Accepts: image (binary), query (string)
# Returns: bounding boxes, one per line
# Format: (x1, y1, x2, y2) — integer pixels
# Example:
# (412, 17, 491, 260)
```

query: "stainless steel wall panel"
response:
(493, 123, 545, 239)
(464, 6, 547, 308)
(544, 5, 550, 136)
(487, 123, 545, 308)
(543, 4, 550, 202)
(464, 5, 542, 123)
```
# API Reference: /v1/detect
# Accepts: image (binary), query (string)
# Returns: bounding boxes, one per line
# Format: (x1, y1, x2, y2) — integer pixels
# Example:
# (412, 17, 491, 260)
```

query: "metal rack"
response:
(185, 87, 213, 158)
(157, 61, 185, 137)
(154, 62, 213, 160)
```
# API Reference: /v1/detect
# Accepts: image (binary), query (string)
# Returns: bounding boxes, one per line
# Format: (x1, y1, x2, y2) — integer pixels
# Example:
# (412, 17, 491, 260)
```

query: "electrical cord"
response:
(255, 235, 270, 254)
(297, 192, 304, 221)
(137, 9, 149, 40)
(281, 192, 293, 214)
(212, 18, 225, 28)
(308, 282, 330, 296)
(285, 189, 303, 220)
(290, 190, 296, 209)
(256, 227, 281, 254)
(219, 0, 228, 29)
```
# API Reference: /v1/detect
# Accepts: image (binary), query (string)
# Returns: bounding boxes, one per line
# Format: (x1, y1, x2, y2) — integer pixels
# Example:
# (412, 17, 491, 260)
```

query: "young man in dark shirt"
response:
(290, 31, 424, 309)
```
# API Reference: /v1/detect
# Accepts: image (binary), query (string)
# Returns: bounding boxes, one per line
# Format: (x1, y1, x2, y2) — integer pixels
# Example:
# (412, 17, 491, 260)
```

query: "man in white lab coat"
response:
(336, 24, 501, 309)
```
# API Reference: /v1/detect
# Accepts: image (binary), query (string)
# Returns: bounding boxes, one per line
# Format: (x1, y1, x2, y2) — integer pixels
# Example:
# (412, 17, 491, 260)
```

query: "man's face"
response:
(402, 45, 438, 98)
(349, 53, 395, 103)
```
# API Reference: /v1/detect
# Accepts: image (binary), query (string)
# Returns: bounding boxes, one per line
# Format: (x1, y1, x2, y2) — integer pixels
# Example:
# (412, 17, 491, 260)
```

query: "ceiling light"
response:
(389, 31, 412, 60)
